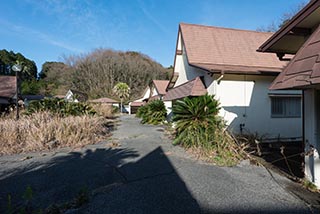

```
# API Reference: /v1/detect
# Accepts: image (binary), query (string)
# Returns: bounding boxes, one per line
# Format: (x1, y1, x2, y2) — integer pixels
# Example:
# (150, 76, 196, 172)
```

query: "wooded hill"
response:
(0, 49, 171, 100)
(40, 49, 171, 100)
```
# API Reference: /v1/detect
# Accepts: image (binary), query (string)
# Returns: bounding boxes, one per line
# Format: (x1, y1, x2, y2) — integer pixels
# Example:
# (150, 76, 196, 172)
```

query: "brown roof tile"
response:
(90, 97, 119, 103)
(180, 23, 287, 74)
(152, 80, 169, 95)
(130, 101, 145, 107)
(163, 76, 207, 101)
(0, 76, 16, 98)
(270, 24, 320, 90)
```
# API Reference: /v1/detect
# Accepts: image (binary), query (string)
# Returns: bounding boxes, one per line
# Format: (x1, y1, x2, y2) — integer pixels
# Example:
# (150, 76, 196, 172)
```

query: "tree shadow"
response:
(0, 146, 201, 213)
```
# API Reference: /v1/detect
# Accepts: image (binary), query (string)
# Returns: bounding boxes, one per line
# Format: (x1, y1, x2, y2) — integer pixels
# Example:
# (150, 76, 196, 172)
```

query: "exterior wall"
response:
(164, 101, 172, 121)
(304, 89, 320, 186)
(172, 49, 302, 138)
(135, 88, 151, 102)
(174, 32, 205, 87)
(151, 88, 158, 97)
(213, 74, 302, 138)
(65, 90, 79, 103)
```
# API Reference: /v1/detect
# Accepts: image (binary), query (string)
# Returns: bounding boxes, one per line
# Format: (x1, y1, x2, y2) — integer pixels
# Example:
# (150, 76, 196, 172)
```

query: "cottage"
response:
(129, 80, 169, 114)
(166, 23, 302, 138)
(258, 0, 320, 186)
(0, 76, 16, 112)
(65, 89, 88, 103)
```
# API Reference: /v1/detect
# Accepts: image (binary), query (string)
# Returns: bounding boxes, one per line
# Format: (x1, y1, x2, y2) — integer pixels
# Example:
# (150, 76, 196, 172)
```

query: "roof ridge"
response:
(180, 22, 274, 35)
(190, 76, 203, 95)
(172, 76, 197, 88)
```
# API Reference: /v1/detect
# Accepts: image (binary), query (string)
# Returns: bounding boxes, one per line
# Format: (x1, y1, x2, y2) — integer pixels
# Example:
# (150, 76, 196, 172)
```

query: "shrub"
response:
(26, 98, 96, 116)
(137, 100, 167, 125)
(136, 105, 148, 118)
(172, 94, 245, 166)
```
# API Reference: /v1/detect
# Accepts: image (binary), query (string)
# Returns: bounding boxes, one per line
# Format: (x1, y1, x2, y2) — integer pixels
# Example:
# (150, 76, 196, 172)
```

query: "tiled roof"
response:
(0, 76, 16, 98)
(163, 76, 207, 101)
(130, 101, 145, 107)
(153, 80, 169, 95)
(90, 97, 119, 103)
(270, 24, 320, 90)
(180, 23, 288, 74)
(149, 95, 160, 101)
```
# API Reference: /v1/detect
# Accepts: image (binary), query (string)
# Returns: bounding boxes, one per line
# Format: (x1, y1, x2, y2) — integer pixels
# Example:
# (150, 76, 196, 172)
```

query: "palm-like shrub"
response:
(172, 94, 244, 166)
(136, 105, 148, 118)
(137, 100, 167, 125)
(172, 94, 221, 147)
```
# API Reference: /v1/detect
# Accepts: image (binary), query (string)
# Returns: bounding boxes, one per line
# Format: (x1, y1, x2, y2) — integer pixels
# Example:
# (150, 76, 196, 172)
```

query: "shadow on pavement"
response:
(0, 146, 201, 213)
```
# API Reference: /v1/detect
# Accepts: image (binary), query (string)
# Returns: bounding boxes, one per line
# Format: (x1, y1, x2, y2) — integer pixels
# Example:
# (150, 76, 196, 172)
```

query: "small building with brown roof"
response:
(129, 80, 169, 114)
(65, 89, 88, 103)
(0, 75, 16, 112)
(170, 23, 302, 138)
(258, 0, 320, 186)
(90, 97, 119, 104)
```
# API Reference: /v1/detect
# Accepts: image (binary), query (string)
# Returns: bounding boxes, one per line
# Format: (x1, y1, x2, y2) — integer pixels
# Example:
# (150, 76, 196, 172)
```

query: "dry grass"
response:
(91, 104, 114, 118)
(0, 111, 111, 155)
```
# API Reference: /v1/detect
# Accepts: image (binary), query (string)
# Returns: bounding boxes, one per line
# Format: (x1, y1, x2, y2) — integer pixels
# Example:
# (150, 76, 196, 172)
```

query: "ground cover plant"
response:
(172, 94, 247, 166)
(136, 100, 167, 125)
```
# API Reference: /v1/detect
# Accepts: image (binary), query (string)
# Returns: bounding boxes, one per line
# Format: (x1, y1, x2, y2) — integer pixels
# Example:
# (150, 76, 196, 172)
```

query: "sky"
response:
(0, 0, 307, 71)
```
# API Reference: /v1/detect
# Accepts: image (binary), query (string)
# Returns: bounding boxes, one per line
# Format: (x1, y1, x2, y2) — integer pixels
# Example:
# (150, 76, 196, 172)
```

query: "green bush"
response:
(137, 100, 167, 125)
(172, 94, 221, 147)
(136, 105, 148, 118)
(172, 94, 244, 166)
(26, 98, 96, 117)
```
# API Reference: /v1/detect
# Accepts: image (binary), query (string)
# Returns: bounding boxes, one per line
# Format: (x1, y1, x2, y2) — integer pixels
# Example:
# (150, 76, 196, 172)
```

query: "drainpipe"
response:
(216, 73, 224, 85)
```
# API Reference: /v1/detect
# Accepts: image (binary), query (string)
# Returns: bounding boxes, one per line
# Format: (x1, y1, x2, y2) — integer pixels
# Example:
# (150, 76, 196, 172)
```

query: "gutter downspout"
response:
(216, 73, 224, 85)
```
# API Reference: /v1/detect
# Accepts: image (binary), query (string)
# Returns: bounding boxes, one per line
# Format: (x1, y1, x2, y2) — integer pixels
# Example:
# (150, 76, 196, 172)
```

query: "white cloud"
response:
(0, 19, 83, 52)
(137, 0, 170, 35)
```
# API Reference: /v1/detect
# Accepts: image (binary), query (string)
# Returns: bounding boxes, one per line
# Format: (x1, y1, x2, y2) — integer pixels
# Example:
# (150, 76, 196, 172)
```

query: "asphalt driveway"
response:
(0, 115, 319, 213)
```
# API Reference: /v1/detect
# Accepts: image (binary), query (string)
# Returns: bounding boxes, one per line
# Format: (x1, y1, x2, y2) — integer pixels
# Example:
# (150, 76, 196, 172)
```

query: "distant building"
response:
(65, 89, 88, 102)
(0, 76, 16, 112)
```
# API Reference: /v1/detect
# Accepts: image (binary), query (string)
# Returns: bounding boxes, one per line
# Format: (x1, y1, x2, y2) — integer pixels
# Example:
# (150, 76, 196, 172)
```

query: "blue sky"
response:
(0, 0, 306, 71)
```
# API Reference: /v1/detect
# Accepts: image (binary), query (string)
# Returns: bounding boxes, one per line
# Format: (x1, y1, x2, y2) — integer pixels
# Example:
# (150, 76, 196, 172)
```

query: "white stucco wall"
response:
(213, 74, 302, 138)
(134, 88, 151, 102)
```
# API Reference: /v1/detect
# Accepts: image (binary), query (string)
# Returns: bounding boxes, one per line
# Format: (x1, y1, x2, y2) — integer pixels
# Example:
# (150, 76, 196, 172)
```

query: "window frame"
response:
(269, 94, 302, 118)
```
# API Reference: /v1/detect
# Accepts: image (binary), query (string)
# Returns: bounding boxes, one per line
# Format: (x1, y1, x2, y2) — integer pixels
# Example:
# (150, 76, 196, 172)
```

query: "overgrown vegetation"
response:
(26, 98, 96, 117)
(172, 95, 246, 166)
(39, 49, 171, 99)
(136, 100, 167, 125)
(0, 111, 109, 155)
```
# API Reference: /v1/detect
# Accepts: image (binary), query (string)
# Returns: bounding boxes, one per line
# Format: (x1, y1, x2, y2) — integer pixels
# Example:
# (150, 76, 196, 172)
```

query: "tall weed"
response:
(172, 95, 246, 166)
(0, 112, 109, 155)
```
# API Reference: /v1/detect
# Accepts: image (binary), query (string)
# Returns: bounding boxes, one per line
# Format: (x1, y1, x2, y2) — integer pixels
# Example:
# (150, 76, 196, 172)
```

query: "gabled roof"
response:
(163, 76, 207, 101)
(68, 89, 88, 102)
(152, 80, 169, 95)
(270, 24, 320, 90)
(179, 23, 287, 74)
(0, 76, 16, 98)
(90, 97, 119, 103)
(258, 0, 320, 55)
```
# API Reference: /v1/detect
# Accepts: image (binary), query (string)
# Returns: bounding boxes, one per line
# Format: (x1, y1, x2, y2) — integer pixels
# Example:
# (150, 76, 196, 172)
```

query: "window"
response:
(271, 96, 301, 118)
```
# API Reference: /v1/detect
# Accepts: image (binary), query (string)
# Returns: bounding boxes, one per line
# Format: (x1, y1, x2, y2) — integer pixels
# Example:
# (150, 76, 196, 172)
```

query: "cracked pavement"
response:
(0, 115, 319, 213)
